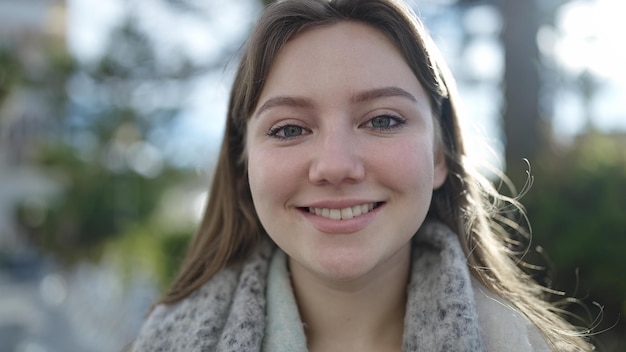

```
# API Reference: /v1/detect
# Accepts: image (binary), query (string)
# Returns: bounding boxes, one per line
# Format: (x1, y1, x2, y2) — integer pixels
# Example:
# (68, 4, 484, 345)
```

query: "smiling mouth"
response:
(304, 202, 382, 220)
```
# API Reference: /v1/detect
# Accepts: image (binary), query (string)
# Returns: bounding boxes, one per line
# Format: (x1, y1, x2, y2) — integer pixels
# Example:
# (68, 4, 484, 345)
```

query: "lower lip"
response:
(299, 204, 383, 234)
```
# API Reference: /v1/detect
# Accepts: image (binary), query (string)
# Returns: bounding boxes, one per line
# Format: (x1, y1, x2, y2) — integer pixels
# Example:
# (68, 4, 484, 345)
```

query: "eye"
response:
(365, 114, 406, 131)
(267, 123, 310, 140)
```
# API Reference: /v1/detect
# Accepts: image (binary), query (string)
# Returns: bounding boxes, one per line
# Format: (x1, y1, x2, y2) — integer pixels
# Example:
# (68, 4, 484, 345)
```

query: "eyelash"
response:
(363, 113, 406, 131)
(266, 122, 310, 140)
(266, 114, 406, 140)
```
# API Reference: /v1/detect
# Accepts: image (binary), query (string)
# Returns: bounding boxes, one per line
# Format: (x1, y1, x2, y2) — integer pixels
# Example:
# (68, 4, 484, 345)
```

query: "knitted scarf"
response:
(131, 221, 549, 351)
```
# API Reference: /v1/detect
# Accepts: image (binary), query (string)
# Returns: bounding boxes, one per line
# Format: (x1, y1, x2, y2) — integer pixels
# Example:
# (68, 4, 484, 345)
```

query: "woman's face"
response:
(246, 21, 447, 283)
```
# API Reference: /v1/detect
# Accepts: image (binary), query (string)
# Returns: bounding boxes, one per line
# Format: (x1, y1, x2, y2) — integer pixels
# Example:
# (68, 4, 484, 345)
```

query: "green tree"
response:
(14, 18, 193, 269)
(523, 133, 626, 351)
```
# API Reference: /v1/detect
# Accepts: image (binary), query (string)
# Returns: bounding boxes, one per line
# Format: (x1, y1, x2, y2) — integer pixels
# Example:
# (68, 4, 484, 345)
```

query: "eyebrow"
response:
(255, 96, 315, 118)
(254, 86, 417, 118)
(351, 86, 417, 104)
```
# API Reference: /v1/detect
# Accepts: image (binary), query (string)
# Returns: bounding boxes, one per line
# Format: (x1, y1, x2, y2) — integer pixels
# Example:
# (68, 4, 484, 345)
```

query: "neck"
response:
(289, 244, 411, 352)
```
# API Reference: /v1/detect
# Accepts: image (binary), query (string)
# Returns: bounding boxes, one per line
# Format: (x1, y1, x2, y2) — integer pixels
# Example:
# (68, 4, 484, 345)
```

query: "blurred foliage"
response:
(103, 221, 192, 291)
(0, 46, 23, 105)
(523, 132, 626, 349)
(9, 16, 200, 278)
(15, 142, 190, 266)
(5, 0, 256, 294)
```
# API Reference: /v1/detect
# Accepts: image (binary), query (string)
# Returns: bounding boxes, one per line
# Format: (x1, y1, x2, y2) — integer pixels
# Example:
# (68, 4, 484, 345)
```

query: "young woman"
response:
(131, 0, 592, 351)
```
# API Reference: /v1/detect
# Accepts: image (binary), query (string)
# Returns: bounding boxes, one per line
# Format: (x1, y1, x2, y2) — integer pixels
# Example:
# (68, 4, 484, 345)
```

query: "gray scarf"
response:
(131, 221, 548, 351)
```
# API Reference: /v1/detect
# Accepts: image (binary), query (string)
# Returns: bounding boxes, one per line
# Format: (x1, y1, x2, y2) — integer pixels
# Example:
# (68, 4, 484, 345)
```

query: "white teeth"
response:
(308, 203, 377, 220)
(340, 207, 353, 220)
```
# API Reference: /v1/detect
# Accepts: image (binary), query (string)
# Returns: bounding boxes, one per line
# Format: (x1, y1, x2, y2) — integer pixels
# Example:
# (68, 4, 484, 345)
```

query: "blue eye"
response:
(282, 125, 304, 137)
(366, 114, 405, 130)
(371, 115, 392, 128)
(267, 124, 309, 140)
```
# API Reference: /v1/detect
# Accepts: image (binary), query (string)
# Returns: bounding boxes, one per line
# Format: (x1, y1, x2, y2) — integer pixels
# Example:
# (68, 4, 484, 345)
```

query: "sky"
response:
(549, 0, 626, 138)
(66, 0, 626, 169)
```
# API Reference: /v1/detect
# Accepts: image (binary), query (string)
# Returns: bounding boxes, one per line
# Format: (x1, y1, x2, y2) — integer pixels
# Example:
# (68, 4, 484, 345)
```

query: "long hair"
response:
(160, 0, 591, 350)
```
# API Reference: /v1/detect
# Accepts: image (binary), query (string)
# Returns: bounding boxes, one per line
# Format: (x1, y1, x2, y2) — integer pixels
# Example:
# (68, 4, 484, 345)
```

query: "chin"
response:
(309, 249, 380, 282)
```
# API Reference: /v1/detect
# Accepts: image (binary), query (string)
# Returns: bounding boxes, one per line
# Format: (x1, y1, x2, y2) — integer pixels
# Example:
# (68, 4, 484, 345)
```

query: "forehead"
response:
(255, 21, 427, 109)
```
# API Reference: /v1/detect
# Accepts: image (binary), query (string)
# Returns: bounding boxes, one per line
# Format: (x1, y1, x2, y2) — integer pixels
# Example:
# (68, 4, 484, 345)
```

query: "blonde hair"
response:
(160, 0, 592, 350)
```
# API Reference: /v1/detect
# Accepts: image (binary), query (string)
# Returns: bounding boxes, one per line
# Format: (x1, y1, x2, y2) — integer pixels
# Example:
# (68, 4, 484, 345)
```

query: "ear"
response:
(432, 145, 448, 190)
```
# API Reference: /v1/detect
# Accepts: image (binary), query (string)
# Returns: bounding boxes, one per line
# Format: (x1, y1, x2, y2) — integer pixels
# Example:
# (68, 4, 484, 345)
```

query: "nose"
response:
(308, 126, 365, 186)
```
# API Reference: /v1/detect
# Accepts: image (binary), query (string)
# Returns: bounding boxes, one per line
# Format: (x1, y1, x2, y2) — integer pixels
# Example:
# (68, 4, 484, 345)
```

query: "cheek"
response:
(247, 149, 300, 207)
(247, 151, 272, 202)
(374, 138, 435, 189)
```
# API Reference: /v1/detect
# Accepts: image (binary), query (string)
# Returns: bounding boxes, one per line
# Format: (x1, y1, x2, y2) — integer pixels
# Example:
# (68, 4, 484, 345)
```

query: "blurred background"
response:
(0, 0, 624, 351)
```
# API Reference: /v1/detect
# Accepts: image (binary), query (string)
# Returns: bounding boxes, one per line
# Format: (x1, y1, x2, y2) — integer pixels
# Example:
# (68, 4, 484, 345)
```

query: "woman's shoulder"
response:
(130, 267, 242, 351)
(130, 240, 275, 352)
(471, 278, 552, 352)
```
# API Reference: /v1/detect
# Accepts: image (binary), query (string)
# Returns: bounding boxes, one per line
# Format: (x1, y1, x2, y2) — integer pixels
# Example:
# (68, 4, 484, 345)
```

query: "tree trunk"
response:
(500, 0, 544, 188)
